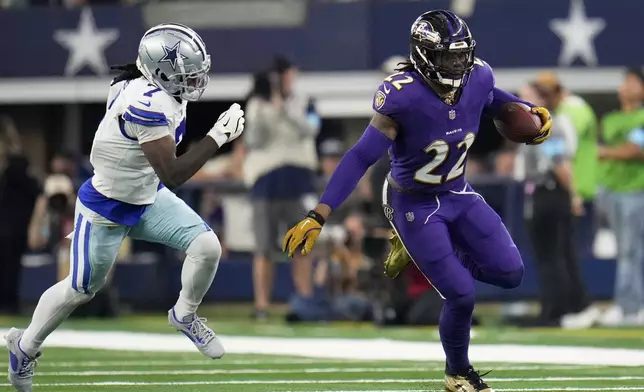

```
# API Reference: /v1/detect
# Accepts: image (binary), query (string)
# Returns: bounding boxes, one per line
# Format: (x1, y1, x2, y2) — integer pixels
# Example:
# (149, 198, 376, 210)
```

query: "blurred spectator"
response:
(243, 57, 321, 320)
(288, 212, 372, 323)
(533, 72, 599, 261)
(595, 68, 644, 326)
(50, 150, 80, 187)
(27, 174, 76, 277)
(0, 116, 40, 315)
(511, 83, 594, 328)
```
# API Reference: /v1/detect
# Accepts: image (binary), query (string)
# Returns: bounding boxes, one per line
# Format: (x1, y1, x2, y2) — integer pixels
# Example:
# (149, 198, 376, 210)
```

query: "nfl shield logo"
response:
(406, 211, 415, 222)
(449, 110, 456, 120)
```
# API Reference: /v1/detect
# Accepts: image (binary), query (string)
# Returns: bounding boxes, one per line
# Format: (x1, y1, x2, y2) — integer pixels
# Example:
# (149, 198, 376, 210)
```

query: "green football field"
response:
(2, 349, 644, 392)
(1, 310, 644, 391)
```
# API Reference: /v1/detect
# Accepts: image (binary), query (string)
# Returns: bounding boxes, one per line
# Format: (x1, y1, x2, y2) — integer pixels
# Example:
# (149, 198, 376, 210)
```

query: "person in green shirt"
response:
(531, 74, 600, 329)
(533, 72, 598, 258)
(596, 68, 644, 326)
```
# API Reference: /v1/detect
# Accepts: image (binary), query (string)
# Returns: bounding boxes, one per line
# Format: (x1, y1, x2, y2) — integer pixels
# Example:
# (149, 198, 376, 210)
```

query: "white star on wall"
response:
(54, 8, 119, 76)
(549, 0, 605, 66)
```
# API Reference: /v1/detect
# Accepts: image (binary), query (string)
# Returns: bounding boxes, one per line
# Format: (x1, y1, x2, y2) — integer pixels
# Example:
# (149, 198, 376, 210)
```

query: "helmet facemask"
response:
(172, 54, 211, 102)
(411, 41, 476, 89)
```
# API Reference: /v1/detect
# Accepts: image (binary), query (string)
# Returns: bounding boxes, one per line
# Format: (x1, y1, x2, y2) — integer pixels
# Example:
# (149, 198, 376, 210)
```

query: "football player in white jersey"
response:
(5, 23, 244, 391)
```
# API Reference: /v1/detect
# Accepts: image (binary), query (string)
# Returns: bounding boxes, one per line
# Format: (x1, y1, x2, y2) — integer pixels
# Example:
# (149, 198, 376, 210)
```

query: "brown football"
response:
(493, 102, 543, 144)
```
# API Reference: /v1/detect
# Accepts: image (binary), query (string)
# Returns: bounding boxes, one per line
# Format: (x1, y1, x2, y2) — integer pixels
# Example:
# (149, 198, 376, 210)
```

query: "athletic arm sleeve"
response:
(319, 125, 393, 210)
(485, 88, 535, 116)
(478, 60, 534, 116)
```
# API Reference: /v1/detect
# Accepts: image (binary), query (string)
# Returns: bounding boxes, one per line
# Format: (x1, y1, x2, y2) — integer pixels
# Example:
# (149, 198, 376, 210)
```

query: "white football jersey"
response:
(89, 77, 187, 205)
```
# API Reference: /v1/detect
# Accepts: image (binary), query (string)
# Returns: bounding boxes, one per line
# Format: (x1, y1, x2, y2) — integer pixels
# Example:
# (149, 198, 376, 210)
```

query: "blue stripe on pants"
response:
(71, 214, 83, 292)
(81, 219, 92, 293)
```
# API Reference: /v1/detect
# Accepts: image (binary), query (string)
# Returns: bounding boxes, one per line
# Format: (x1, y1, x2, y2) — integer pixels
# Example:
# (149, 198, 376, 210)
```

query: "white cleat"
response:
(5, 328, 40, 392)
(560, 305, 602, 329)
(168, 308, 225, 359)
(599, 305, 625, 327)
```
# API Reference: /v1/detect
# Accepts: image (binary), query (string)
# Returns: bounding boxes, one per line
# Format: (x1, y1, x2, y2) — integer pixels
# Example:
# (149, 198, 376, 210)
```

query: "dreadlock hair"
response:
(395, 59, 415, 73)
(110, 63, 143, 86)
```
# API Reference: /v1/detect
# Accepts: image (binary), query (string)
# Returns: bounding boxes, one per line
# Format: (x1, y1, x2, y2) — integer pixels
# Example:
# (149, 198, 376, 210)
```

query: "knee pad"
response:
(496, 257, 524, 289)
(186, 231, 222, 266)
(65, 278, 95, 305)
(503, 263, 525, 289)
(492, 247, 524, 289)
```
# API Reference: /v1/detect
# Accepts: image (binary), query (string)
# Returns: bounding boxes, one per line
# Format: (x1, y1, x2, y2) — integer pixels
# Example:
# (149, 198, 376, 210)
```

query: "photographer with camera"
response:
(27, 174, 76, 276)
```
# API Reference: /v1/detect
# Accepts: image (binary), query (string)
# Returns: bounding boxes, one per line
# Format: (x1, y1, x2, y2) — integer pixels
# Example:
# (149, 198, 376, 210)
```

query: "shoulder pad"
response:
(122, 79, 172, 127)
(373, 71, 417, 118)
(471, 57, 495, 90)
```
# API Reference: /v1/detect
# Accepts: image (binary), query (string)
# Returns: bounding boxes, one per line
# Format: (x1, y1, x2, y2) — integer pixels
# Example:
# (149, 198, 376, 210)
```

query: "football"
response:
(493, 102, 543, 144)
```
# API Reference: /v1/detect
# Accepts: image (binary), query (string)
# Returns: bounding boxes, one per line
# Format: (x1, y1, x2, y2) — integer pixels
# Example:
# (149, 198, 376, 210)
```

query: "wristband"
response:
(307, 210, 326, 226)
(207, 129, 228, 148)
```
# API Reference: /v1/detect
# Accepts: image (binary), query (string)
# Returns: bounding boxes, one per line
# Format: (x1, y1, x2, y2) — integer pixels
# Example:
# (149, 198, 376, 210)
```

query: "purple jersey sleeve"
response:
(372, 75, 410, 123)
(319, 125, 392, 210)
(477, 60, 534, 117)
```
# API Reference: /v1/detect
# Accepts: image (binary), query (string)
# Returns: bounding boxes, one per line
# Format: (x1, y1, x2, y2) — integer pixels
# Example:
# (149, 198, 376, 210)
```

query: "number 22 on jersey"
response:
(414, 132, 476, 185)
(383, 72, 414, 92)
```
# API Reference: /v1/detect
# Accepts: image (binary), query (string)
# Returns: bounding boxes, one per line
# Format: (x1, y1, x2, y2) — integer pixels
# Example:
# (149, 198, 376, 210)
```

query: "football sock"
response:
(173, 231, 221, 320)
(439, 291, 475, 374)
(20, 278, 94, 357)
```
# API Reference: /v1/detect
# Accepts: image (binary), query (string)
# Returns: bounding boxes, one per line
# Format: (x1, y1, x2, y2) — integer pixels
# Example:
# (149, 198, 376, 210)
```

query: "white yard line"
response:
(1, 329, 642, 366)
(26, 368, 643, 378)
(36, 360, 602, 371)
(2, 377, 644, 386)
(39, 358, 357, 367)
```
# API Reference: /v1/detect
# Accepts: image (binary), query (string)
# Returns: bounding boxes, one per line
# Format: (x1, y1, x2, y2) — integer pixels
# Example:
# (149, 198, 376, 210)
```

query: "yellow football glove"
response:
(527, 106, 552, 145)
(282, 211, 325, 258)
(384, 232, 412, 279)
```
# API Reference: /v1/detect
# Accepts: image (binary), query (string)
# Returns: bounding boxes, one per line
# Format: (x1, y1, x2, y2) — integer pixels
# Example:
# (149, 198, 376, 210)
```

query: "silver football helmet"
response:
(136, 23, 211, 102)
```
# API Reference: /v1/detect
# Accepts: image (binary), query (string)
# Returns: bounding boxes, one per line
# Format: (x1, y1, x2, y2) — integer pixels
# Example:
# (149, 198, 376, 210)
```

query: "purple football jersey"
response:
(373, 59, 495, 194)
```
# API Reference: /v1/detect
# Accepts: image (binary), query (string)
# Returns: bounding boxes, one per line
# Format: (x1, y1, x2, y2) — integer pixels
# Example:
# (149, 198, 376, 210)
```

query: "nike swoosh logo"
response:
(138, 101, 152, 107)
(383, 85, 391, 94)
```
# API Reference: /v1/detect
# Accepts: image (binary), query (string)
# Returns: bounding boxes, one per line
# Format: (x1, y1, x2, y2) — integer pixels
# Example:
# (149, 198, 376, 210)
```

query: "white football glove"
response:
(208, 103, 245, 147)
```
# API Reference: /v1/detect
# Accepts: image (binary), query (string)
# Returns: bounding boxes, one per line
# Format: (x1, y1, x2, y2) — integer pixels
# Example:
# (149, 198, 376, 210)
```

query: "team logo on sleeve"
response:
(383, 203, 394, 221)
(375, 90, 387, 110)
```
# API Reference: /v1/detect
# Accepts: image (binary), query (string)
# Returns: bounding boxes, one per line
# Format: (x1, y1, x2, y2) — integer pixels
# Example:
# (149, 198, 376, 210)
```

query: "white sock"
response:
(20, 278, 94, 357)
(173, 231, 221, 320)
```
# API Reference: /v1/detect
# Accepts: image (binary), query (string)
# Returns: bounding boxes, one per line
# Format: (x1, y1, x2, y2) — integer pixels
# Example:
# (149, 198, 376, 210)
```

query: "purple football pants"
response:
(383, 181, 524, 373)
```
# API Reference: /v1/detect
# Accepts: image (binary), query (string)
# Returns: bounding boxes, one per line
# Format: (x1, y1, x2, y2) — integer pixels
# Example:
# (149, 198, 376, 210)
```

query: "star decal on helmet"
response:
(159, 41, 189, 71)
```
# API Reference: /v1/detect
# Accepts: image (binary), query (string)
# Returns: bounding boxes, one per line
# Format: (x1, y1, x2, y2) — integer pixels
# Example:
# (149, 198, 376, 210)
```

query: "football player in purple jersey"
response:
(283, 10, 551, 392)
